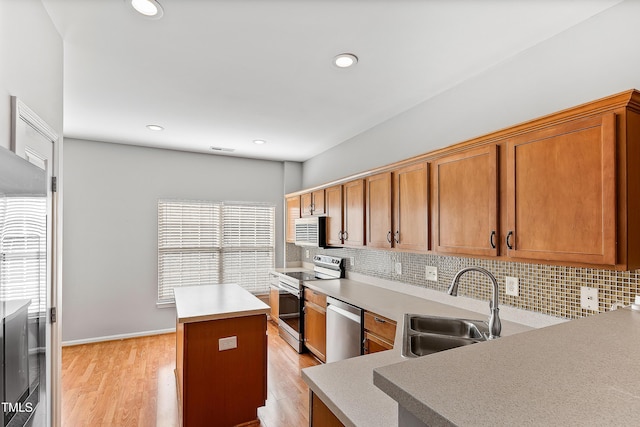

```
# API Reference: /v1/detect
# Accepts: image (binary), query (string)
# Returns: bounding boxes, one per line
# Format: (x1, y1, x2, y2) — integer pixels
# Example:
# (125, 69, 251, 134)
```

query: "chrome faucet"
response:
(447, 267, 501, 339)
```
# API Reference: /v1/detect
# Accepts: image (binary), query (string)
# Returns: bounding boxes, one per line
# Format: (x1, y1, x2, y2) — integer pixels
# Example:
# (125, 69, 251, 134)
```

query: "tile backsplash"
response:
(286, 243, 640, 320)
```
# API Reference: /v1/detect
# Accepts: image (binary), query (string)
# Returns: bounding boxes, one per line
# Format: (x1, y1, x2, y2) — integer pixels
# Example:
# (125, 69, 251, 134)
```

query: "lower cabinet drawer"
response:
(363, 311, 396, 343)
(304, 287, 327, 308)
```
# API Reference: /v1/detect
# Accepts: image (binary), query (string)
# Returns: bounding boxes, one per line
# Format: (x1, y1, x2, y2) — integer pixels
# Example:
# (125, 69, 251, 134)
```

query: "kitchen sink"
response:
(402, 314, 489, 357)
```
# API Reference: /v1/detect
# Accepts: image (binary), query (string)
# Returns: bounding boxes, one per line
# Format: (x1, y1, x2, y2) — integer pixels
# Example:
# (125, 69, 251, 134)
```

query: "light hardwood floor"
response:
(61, 321, 320, 426)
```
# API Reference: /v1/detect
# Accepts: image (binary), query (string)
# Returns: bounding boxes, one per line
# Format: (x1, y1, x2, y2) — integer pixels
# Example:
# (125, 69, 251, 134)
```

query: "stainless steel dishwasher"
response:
(326, 296, 363, 362)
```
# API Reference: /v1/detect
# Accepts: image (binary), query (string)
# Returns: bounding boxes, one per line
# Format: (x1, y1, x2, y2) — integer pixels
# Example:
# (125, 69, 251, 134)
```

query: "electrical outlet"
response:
(395, 262, 402, 275)
(218, 336, 237, 351)
(505, 276, 519, 296)
(581, 287, 599, 311)
(350, 257, 355, 266)
(305, 250, 309, 258)
(425, 266, 438, 282)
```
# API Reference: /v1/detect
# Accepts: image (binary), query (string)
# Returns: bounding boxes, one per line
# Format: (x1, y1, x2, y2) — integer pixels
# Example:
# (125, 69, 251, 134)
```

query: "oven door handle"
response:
(278, 281, 300, 298)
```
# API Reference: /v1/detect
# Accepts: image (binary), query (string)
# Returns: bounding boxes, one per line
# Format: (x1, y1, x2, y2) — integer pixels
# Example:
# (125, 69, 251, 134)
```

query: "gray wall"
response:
(302, 0, 640, 187)
(0, 0, 63, 150)
(62, 139, 288, 342)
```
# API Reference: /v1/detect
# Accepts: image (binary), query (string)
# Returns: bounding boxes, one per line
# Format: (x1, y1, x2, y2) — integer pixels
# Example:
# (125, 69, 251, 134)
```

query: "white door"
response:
(7, 97, 59, 427)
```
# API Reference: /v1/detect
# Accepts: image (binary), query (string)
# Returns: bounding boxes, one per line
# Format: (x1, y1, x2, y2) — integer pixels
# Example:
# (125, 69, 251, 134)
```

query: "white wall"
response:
(302, 0, 640, 187)
(62, 139, 287, 342)
(0, 0, 63, 150)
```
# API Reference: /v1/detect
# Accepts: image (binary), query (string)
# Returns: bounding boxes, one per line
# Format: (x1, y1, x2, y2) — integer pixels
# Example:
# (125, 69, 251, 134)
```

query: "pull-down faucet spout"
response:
(447, 267, 501, 339)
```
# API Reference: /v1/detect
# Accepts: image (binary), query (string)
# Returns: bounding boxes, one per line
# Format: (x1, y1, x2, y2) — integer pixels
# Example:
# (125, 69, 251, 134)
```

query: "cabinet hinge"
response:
(50, 307, 57, 323)
(51, 176, 58, 193)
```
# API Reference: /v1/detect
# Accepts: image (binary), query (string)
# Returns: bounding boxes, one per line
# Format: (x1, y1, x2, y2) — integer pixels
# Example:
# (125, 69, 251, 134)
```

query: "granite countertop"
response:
(374, 307, 640, 426)
(301, 278, 533, 427)
(173, 283, 270, 323)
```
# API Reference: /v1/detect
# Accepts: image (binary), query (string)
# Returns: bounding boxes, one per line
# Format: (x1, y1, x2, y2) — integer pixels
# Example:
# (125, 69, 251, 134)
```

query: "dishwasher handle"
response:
(326, 297, 362, 323)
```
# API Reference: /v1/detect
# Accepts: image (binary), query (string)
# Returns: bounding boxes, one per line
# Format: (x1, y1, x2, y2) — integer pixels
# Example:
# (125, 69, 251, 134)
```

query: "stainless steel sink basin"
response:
(402, 314, 489, 358)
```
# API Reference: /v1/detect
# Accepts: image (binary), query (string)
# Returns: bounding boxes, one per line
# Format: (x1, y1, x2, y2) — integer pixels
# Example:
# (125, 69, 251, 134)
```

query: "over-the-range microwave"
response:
(294, 216, 327, 248)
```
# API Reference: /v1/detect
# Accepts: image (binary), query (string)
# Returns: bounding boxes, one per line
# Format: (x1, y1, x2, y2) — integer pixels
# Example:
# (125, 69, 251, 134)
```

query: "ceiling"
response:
(41, 0, 622, 162)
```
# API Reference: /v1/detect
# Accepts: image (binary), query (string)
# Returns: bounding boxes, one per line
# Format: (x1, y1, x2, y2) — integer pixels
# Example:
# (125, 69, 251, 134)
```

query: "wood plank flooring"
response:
(61, 321, 320, 426)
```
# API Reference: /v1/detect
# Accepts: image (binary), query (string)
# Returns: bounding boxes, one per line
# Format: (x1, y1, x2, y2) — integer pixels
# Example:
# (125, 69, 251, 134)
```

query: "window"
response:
(0, 196, 47, 315)
(157, 200, 275, 303)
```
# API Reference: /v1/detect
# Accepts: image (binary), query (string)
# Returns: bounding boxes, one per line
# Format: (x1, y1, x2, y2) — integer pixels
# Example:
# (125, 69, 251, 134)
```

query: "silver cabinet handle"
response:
(394, 231, 400, 244)
(343, 231, 349, 240)
(386, 231, 392, 243)
(374, 317, 386, 324)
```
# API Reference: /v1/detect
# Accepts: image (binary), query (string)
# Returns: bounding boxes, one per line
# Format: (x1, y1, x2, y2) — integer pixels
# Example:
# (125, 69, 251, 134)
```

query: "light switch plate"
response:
(219, 336, 237, 351)
(350, 257, 355, 266)
(425, 266, 438, 282)
(580, 287, 599, 311)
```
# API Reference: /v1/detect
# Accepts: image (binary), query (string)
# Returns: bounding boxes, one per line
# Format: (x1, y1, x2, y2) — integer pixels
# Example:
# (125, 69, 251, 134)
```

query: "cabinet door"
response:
(343, 179, 365, 247)
(394, 162, 430, 252)
(304, 301, 326, 362)
(433, 146, 498, 256)
(301, 192, 313, 217)
(269, 286, 279, 324)
(366, 172, 392, 249)
(286, 196, 301, 243)
(506, 113, 616, 264)
(312, 189, 325, 216)
(363, 332, 394, 354)
(324, 185, 343, 246)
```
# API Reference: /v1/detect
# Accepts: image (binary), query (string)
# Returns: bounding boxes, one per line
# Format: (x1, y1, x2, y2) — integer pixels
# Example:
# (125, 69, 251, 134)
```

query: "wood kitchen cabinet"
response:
(366, 172, 392, 248)
(343, 180, 366, 247)
(304, 287, 327, 362)
(366, 163, 429, 251)
(174, 285, 268, 427)
(433, 145, 498, 257)
(269, 272, 279, 324)
(324, 180, 366, 248)
(286, 196, 301, 243)
(362, 311, 396, 354)
(310, 391, 345, 427)
(324, 184, 343, 246)
(506, 113, 616, 265)
(301, 189, 326, 217)
(285, 90, 640, 270)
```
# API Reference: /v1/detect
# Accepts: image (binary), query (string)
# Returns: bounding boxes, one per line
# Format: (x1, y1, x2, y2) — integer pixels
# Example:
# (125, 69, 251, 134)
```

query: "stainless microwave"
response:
(294, 216, 327, 248)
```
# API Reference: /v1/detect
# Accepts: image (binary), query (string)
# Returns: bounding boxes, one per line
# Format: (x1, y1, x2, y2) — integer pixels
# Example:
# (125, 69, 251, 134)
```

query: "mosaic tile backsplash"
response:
(286, 243, 640, 320)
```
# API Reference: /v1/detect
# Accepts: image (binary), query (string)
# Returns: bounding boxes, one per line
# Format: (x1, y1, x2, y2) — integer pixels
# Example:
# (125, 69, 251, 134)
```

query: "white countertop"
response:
(173, 283, 270, 324)
(374, 307, 640, 426)
(301, 278, 534, 427)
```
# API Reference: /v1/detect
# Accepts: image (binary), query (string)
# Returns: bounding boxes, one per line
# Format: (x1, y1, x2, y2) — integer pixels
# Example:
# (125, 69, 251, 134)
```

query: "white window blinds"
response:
(158, 200, 275, 303)
(0, 196, 47, 315)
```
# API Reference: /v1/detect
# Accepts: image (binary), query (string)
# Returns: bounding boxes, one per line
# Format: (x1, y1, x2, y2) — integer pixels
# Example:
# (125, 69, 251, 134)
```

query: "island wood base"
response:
(176, 314, 267, 427)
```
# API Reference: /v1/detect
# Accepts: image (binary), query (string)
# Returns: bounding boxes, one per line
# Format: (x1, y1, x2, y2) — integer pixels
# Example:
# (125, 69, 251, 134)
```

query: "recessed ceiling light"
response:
(146, 124, 164, 131)
(333, 53, 358, 68)
(253, 139, 266, 145)
(129, 0, 164, 19)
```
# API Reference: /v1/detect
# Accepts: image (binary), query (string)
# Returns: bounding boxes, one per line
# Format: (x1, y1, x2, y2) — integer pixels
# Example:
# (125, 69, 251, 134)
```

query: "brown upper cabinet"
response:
(325, 180, 366, 247)
(433, 146, 498, 257)
(366, 163, 429, 251)
(286, 90, 640, 270)
(285, 196, 300, 243)
(505, 113, 616, 265)
(301, 189, 325, 217)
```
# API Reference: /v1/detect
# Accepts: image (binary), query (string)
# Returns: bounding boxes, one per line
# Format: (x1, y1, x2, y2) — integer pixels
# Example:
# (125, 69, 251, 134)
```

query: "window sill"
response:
(156, 300, 176, 309)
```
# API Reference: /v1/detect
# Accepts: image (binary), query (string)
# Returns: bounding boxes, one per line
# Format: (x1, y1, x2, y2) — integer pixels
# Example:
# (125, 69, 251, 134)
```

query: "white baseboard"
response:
(62, 328, 176, 347)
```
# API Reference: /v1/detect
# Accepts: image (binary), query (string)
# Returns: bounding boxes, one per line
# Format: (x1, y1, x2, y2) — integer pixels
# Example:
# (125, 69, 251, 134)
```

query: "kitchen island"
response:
(174, 284, 270, 427)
